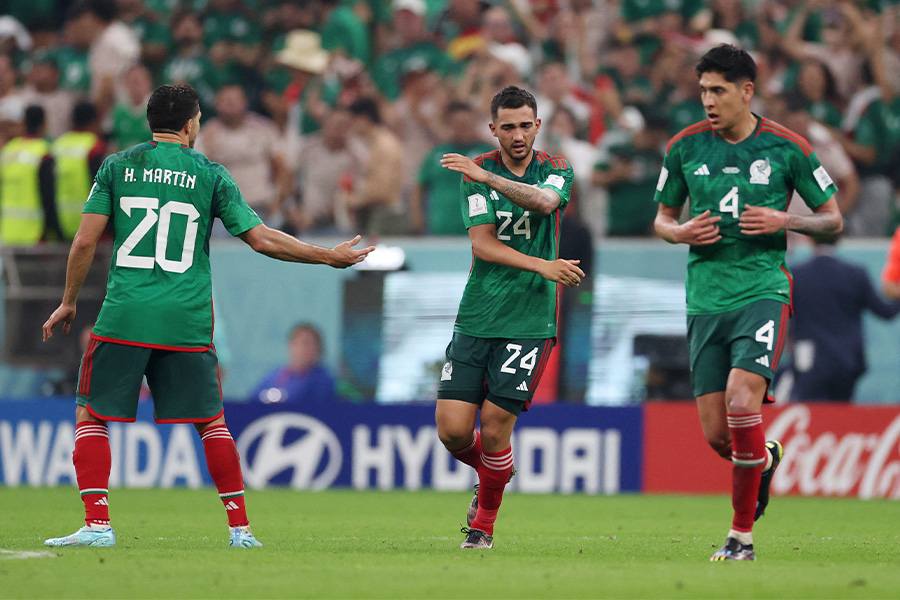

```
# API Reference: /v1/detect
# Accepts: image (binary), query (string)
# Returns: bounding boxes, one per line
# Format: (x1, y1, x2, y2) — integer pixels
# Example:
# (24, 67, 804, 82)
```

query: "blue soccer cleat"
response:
(44, 526, 116, 548)
(229, 525, 262, 548)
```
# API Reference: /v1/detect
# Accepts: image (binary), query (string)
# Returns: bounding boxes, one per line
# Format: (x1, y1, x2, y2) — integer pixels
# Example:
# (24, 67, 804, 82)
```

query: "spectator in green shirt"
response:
(409, 101, 492, 235)
(318, 0, 371, 65)
(109, 62, 152, 151)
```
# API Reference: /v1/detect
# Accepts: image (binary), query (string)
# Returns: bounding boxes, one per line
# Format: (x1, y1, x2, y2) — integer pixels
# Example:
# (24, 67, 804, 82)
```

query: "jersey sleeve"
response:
(82, 157, 114, 216)
(211, 167, 264, 236)
(537, 163, 573, 211)
(459, 177, 497, 229)
(791, 149, 837, 209)
(653, 143, 689, 207)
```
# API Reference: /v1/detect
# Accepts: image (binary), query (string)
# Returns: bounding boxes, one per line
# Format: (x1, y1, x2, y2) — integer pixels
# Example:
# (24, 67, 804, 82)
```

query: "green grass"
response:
(1, 488, 899, 599)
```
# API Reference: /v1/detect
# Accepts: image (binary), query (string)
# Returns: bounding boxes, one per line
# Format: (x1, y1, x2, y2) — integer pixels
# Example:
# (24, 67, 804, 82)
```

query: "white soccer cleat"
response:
(44, 526, 116, 547)
(229, 525, 262, 548)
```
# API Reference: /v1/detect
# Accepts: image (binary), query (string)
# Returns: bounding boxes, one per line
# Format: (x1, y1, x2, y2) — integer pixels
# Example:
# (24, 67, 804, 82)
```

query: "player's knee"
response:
(436, 421, 472, 451)
(726, 393, 757, 414)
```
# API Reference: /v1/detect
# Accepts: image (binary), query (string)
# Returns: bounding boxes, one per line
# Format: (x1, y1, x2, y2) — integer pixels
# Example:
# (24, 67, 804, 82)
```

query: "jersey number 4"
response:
(719, 187, 740, 218)
(116, 196, 200, 273)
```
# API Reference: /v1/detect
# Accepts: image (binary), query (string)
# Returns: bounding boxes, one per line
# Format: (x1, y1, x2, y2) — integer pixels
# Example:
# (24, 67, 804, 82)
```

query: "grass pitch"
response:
(2, 487, 899, 599)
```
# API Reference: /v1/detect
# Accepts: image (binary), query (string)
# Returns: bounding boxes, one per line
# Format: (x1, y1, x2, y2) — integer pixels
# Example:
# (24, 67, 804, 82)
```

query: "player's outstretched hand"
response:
(679, 210, 722, 245)
(740, 205, 788, 235)
(440, 153, 489, 184)
(539, 259, 584, 287)
(331, 235, 376, 269)
(42, 303, 76, 342)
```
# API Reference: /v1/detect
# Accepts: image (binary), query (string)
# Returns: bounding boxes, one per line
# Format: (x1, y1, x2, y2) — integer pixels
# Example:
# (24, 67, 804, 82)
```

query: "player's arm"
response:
(468, 223, 584, 287)
(42, 213, 109, 341)
(238, 224, 374, 268)
(740, 197, 843, 238)
(654, 204, 722, 245)
(441, 153, 561, 215)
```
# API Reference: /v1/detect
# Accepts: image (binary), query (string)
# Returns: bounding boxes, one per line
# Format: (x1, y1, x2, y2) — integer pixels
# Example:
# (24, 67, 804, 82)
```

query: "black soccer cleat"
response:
(710, 536, 755, 561)
(460, 527, 493, 549)
(755, 440, 784, 521)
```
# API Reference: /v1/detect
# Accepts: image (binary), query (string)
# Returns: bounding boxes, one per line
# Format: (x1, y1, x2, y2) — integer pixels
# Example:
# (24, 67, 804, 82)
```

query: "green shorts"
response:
(76, 336, 224, 423)
(687, 299, 789, 401)
(436, 332, 556, 416)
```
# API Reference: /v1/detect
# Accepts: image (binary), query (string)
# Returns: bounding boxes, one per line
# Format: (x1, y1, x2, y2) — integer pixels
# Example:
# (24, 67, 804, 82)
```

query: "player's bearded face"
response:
(698, 71, 753, 132)
(491, 106, 540, 162)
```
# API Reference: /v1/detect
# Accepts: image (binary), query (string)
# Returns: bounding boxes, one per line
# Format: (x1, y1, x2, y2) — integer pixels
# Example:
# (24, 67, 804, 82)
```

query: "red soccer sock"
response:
(470, 446, 514, 536)
(74, 421, 112, 528)
(200, 423, 249, 527)
(727, 413, 766, 533)
(450, 430, 482, 470)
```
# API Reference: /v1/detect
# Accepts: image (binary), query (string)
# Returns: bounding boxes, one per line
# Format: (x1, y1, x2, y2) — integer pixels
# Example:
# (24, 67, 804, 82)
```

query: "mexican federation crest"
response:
(749, 158, 771, 185)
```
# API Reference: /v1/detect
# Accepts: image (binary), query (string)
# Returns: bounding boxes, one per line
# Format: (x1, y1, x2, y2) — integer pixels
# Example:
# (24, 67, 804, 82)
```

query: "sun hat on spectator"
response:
(393, 0, 426, 16)
(276, 30, 330, 74)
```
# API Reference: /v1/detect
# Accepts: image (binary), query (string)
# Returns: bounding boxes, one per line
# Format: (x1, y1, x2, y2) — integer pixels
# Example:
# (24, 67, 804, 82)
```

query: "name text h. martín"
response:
(123, 167, 197, 190)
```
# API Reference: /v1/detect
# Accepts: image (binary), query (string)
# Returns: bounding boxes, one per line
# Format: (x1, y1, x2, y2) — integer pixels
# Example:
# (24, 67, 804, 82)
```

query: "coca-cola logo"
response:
(767, 405, 900, 499)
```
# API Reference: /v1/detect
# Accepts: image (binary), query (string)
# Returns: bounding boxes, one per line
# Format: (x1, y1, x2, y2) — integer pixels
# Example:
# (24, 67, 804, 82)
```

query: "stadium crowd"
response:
(1, 0, 900, 242)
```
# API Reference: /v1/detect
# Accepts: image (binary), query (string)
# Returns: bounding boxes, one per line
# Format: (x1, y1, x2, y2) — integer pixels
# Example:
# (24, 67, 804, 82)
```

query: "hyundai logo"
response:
(236, 413, 342, 490)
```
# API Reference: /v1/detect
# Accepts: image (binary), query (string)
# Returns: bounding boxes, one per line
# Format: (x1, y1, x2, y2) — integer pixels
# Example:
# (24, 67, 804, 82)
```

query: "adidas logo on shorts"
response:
(755, 356, 770, 367)
(516, 381, 528, 392)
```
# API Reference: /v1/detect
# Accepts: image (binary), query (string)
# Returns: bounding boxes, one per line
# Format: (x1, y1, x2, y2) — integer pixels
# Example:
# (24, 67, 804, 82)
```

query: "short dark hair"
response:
(347, 97, 381, 124)
(72, 101, 98, 129)
(490, 86, 538, 121)
(445, 100, 473, 116)
(24, 105, 45, 135)
(68, 0, 117, 22)
(146, 84, 200, 133)
(695, 44, 757, 84)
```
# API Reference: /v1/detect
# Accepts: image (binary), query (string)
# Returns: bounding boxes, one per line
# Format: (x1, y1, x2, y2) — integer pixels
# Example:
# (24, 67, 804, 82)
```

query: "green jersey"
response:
(455, 149, 573, 339)
(654, 117, 837, 315)
(83, 141, 262, 349)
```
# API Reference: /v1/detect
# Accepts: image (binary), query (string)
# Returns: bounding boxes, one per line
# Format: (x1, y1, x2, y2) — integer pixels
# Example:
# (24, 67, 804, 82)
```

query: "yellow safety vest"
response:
(53, 131, 98, 239)
(0, 137, 49, 246)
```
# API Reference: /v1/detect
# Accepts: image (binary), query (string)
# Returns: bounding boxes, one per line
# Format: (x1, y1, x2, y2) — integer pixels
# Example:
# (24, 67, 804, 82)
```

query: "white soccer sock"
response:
(728, 529, 752, 546)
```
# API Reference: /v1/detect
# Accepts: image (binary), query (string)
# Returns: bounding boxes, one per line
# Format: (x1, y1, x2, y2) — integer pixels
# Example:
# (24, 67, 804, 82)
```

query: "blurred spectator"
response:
(592, 114, 668, 237)
(18, 49, 76, 139)
(202, 0, 262, 71)
(289, 105, 362, 235)
(162, 9, 221, 111)
(249, 323, 338, 406)
(661, 58, 707, 135)
(339, 97, 406, 236)
(269, 29, 335, 136)
(117, 0, 170, 70)
(0, 15, 34, 56)
(786, 237, 900, 402)
(65, 0, 139, 117)
(0, 105, 62, 244)
(386, 65, 445, 203)
(439, 0, 486, 61)
(0, 53, 22, 105)
(318, 0, 370, 65)
(372, 0, 452, 100)
(409, 100, 492, 235)
(52, 101, 106, 240)
(542, 106, 599, 200)
(534, 61, 591, 146)
(109, 62, 153, 151)
(194, 83, 291, 227)
(793, 58, 842, 129)
(0, 95, 25, 149)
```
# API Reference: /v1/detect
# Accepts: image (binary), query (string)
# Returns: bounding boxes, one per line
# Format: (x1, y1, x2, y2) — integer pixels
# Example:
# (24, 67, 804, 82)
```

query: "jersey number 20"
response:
(116, 196, 200, 273)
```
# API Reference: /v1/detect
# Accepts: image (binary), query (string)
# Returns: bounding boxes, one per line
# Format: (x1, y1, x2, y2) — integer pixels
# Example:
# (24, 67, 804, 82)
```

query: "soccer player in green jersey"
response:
(41, 84, 374, 549)
(653, 45, 843, 561)
(436, 86, 585, 549)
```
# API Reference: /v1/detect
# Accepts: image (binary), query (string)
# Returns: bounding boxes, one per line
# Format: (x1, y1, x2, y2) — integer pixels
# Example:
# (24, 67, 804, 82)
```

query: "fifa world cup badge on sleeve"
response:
(544, 174, 565, 190)
(468, 193, 487, 217)
(656, 167, 668, 192)
(813, 166, 834, 191)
